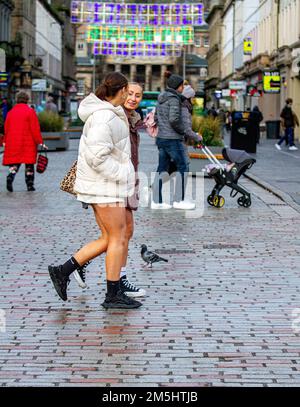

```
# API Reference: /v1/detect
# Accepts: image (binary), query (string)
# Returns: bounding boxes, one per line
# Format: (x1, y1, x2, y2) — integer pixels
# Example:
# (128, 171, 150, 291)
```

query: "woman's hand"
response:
(40, 143, 48, 150)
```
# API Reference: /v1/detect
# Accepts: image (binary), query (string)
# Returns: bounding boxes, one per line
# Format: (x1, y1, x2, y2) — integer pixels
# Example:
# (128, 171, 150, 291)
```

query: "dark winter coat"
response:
(280, 106, 299, 128)
(182, 98, 199, 144)
(3, 103, 43, 165)
(249, 108, 263, 125)
(154, 88, 185, 140)
(249, 107, 263, 143)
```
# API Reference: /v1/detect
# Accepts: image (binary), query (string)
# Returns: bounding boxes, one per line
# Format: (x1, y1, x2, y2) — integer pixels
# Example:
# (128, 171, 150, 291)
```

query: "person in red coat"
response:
(2, 92, 46, 192)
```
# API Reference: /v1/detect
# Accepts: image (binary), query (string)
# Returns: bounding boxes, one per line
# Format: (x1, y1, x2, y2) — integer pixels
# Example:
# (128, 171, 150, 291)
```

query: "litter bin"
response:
(265, 120, 280, 139)
(230, 111, 256, 153)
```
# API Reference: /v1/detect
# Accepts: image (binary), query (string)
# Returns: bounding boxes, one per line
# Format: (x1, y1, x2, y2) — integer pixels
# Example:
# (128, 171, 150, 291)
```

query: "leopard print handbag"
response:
(60, 160, 77, 196)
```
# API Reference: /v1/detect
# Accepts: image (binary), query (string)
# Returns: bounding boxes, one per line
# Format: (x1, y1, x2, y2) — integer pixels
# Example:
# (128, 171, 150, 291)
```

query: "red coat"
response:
(2, 103, 43, 165)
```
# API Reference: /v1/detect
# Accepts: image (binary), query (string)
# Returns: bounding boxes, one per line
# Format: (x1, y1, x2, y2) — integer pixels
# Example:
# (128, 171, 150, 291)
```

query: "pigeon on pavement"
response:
(141, 244, 168, 268)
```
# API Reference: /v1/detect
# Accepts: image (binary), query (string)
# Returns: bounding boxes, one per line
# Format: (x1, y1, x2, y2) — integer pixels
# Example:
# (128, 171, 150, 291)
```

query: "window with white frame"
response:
(203, 36, 209, 47)
(195, 37, 201, 47)
(77, 79, 85, 95)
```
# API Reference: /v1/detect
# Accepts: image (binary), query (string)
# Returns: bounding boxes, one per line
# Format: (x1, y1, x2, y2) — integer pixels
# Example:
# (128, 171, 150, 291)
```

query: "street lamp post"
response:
(232, 0, 236, 75)
(91, 57, 96, 92)
(183, 45, 186, 81)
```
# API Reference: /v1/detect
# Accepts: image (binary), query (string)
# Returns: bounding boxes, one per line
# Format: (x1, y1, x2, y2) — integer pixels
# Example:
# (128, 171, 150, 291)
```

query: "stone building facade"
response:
(0, 0, 15, 43)
(205, 0, 225, 104)
(75, 0, 210, 97)
(206, 0, 300, 135)
(6, 0, 76, 110)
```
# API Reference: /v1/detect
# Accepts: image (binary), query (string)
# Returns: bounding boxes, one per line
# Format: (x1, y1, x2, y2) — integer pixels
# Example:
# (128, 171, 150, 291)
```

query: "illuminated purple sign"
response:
(71, 1, 204, 26)
(93, 41, 182, 57)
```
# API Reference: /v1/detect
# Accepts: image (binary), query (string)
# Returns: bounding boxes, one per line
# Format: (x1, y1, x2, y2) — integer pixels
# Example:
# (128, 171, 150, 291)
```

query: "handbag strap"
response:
(38, 144, 47, 157)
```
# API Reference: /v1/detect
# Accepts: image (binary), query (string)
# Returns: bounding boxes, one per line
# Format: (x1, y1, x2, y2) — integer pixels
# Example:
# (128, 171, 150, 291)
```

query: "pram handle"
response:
(194, 142, 225, 170)
(195, 142, 204, 150)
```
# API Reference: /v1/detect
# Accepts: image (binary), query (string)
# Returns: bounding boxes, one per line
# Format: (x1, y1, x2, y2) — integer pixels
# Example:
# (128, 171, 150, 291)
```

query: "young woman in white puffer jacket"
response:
(48, 72, 142, 310)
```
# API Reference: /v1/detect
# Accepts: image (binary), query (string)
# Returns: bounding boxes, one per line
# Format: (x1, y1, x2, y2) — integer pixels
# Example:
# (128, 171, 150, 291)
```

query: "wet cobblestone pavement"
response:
(0, 136, 300, 387)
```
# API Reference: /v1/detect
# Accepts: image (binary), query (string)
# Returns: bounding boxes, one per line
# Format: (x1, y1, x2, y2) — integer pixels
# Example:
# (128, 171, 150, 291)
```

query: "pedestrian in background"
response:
(45, 96, 58, 114)
(218, 107, 227, 139)
(207, 104, 218, 118)
(249, 105, 263, 144)
(276, 98, 299, 151)
(48, 72, 142, 310)
(0, 98, 11, 136)
(225, 110, 232, 134)
(152, 71, 195, 210)
(2, 92, 46, 192)
(1, 98, 11, 123)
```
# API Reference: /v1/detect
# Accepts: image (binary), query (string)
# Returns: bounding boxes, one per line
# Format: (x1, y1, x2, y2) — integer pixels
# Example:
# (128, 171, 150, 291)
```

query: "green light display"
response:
(87, 26, 194, 45)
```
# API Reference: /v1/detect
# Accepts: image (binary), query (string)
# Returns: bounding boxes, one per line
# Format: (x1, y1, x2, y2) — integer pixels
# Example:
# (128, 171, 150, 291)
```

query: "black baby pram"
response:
(201, 145, 256, 208)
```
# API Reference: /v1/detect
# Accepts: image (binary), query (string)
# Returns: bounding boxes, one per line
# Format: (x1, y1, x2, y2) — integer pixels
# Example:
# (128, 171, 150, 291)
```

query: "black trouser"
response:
(7, 164, 35, 187)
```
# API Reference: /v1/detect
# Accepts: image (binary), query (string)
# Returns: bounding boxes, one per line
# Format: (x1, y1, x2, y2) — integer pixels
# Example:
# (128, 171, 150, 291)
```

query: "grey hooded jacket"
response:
(154, 88, 185, 140)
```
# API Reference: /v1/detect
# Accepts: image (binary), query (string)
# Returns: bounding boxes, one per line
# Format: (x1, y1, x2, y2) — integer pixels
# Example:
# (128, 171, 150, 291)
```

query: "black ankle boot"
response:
(101, 290, 142, 309)
(48, 265, 69, 301)
(6, 174, 14, 192)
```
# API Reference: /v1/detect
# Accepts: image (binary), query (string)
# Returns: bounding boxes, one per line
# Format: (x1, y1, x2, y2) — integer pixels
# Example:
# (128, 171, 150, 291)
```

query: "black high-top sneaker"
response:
(27, 185, 36, 192)
(48, 265, 70, 301)
(120, 275, 146, 297)
(73, 262, 90, 289)
(101, 290, 142, 309)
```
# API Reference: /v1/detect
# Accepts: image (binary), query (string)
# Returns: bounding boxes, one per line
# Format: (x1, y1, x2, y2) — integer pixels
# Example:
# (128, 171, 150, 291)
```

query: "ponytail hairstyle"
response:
(95, 72, 128, 101)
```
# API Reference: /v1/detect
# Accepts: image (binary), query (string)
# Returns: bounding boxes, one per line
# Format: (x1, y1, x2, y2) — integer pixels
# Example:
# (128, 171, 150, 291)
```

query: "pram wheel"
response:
(213, 195, 225, 208)
(207, 194, 215, 206)
(238, 196, 251, 208)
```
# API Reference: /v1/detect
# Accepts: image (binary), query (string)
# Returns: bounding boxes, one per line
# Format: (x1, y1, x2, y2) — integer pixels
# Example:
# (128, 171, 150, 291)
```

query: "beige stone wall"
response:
(206, 6, 223, 84)
(221, 53, 232, 79)
(11, 0, 36, 63)
(279, 0, 300, 48)
(217, 0, 300, 123)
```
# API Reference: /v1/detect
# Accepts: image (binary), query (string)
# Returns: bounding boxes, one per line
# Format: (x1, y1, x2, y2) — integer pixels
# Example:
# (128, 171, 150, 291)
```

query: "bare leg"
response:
(92, 204, 127, 282)
(121, 208, 134, 268)
(73, 205, 109, 266)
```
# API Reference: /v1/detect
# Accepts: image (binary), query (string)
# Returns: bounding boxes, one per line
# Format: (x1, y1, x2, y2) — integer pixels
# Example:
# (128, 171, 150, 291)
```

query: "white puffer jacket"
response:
(74, 93, 135, 199)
